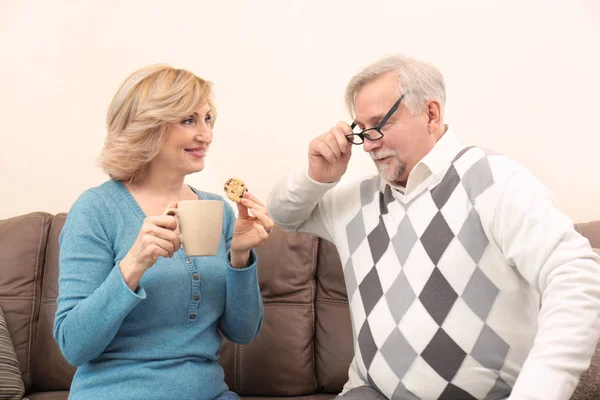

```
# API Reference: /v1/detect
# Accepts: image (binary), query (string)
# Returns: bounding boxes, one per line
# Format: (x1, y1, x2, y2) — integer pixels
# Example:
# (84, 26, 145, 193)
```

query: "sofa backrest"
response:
(1, 212, 599, 396)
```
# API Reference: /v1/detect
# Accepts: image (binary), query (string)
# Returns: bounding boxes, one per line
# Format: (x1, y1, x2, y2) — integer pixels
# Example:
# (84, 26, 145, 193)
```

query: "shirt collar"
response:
(419, 125, 463, 179)
(379, 125, 464, 193)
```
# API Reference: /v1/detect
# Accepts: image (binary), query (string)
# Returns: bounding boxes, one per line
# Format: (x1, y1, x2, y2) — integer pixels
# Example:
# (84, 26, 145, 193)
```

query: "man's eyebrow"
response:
(355, 114, 385, 127)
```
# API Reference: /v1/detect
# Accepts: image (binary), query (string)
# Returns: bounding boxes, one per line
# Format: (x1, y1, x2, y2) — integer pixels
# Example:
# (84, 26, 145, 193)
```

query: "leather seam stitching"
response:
(310, 236, 318, 391)
(26, 216, 45, 387)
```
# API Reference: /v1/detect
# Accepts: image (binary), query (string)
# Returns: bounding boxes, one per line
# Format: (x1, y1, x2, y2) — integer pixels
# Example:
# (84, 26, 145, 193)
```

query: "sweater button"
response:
(190, 313, 196, 319)
(193, 294, 200, 301)
(192, 274, 200, 280)
(186, 258, 193, 264)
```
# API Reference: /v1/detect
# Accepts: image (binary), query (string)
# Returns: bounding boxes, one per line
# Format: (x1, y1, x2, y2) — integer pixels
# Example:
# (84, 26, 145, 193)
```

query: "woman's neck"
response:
(123, 171, 197, 216)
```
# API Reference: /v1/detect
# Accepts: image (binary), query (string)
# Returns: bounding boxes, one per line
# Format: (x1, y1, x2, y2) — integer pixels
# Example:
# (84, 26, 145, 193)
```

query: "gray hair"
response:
(345, 54, 446, 118)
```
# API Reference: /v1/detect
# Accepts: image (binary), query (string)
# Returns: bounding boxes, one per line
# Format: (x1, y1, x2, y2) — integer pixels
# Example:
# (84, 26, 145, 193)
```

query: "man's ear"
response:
(425, 99, 442, 133)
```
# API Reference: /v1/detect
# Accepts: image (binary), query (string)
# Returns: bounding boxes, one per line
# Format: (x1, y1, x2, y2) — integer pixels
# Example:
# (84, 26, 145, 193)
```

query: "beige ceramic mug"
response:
(164, 200, 224, 256)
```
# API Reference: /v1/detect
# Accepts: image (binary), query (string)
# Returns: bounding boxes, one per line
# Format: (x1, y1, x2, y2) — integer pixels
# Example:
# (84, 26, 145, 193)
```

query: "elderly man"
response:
(266, 54, 600, 400)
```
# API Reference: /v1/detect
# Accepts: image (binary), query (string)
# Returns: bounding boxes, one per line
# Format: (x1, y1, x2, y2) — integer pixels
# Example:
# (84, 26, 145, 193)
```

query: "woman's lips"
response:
(185, 148, 205, 158)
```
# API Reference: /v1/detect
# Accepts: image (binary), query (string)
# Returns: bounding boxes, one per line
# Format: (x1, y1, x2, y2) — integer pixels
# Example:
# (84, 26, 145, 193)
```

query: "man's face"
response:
(354, 72, 437, 184)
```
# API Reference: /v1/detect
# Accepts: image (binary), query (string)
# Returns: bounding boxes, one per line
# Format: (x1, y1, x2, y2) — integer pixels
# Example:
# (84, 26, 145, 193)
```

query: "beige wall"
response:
(1, 0, 599, 222)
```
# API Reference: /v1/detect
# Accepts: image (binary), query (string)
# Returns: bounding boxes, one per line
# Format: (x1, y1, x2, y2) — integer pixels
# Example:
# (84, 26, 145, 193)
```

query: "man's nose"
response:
(362, 138, 382, 153)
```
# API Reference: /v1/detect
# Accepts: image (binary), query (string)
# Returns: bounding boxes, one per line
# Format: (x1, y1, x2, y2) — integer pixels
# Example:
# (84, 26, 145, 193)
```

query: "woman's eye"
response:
(182, 117, 195, 125)
(205, 114, 212, 124)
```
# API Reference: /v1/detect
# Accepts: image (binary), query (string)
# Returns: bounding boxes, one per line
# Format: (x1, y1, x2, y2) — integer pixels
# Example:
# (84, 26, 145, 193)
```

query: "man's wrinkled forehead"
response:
(354, 77, 402, 127)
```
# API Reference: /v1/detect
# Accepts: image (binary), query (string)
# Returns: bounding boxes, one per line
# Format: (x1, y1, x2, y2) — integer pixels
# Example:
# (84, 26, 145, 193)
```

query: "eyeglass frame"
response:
(346, 91, 409, 145)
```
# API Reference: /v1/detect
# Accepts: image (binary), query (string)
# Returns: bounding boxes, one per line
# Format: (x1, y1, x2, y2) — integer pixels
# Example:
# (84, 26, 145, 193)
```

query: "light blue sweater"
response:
(54, 180, 263, 400)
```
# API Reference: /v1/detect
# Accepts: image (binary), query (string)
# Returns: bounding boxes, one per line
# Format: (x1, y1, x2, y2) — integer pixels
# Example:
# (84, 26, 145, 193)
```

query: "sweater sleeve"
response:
(266, 167, 339, 242)
(494, 170, 600, 400)
(53, 190, 146, 366)
(218, 201, 264, 344)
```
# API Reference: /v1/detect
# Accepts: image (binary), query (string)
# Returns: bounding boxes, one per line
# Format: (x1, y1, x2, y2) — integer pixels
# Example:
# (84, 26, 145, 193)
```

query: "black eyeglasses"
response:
(346, 91, 408, 145)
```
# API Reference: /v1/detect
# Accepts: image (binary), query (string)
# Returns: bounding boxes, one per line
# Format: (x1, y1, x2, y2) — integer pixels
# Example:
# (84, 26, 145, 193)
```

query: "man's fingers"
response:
(311, 140, 337, 164)
(333, 122, 353, 155)
(322, 133, 342, 159)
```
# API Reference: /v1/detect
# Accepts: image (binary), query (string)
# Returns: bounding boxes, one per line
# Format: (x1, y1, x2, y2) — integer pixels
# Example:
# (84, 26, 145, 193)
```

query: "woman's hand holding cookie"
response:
(229, 188, 275, 269)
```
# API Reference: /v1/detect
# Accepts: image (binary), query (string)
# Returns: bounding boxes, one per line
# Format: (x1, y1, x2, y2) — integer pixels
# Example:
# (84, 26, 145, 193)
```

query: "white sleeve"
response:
(267, 168, 339, 242)
(340, 357, 368, 395)
(495, 170, 600, 400)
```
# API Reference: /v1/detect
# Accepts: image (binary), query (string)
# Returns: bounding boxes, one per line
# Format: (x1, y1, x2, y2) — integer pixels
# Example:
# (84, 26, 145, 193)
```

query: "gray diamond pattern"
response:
(346, 211, 367, 255)
(367, 216, 390, 264)
(462, 268, 500, 321)
(461, 156, 494, 204)
(439, 383, 477, 400)
(391, 216, 418, 265)
(360, 176, 380, 206)
(358, 322, 378, 370)
(344, 258, 358, 302)
(359, 267, 383, 316)
(421, 212, 455, 264)
(392, 381, 421, 400)
(421, 328, 467, 381)
(386, 271, 416, 323)
(381, 328, 418, 379)
(458, 208, 489, 263)
(431, 165, 460, 209)
(471, 324, 510, 371)
(380, 185, 395, 215)
(484, 376, 512, 399)
(419, 268, 458, 325)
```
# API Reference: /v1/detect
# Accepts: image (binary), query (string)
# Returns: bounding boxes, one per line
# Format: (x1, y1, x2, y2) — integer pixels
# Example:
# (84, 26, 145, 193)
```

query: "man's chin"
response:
(376, 164, 405, 183)
(377, 168, 398, 182)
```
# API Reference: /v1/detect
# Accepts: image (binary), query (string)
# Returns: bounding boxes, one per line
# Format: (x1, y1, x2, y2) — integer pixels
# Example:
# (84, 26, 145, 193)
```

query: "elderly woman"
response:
(54, 65, 272, 400)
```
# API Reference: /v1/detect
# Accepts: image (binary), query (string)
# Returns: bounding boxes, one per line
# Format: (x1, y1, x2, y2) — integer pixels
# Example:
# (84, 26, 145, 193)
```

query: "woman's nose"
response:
(195, 127, 212, 144)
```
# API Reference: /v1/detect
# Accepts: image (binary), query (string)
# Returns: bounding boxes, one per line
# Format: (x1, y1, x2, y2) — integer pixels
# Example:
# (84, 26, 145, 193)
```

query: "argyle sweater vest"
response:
(343, 147, 539, 400)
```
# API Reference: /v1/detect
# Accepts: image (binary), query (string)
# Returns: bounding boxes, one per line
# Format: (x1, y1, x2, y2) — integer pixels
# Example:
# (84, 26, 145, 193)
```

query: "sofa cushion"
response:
(572, 335, 600, 400)
(0, 306, 25, 400)
(570, 247, 600, 400)
(315, 239, 353, 393)
(576, 222, 600, 248)
(0, 212, 53, 390)
(29, 214, 75, 391)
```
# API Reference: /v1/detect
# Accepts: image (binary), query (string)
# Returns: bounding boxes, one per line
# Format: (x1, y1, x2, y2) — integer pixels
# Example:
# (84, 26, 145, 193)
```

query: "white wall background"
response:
(1, 0, 599, 222)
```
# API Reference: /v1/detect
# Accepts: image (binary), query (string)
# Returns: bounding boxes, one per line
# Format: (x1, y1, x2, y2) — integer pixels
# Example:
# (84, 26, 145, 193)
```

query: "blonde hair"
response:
(99, 64, 216, 182)
(345, 54, 446, 118)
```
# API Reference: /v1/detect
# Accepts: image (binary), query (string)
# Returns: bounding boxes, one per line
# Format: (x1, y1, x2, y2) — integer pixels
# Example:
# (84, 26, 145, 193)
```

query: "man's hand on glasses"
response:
(308, 121, 354, 184)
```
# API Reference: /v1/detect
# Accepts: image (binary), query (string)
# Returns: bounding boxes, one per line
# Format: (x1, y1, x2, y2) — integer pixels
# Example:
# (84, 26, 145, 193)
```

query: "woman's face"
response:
(152, 103, 214, 177)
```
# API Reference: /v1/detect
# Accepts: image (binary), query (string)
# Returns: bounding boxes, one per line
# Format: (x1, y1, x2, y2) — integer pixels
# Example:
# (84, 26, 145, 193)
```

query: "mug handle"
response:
(164, 208, 179, 218)
(163, 208, 184, 245)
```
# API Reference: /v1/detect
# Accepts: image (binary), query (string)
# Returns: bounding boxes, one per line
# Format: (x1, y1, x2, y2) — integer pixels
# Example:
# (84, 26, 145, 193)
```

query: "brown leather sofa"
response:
(1, 212, 600, 400)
